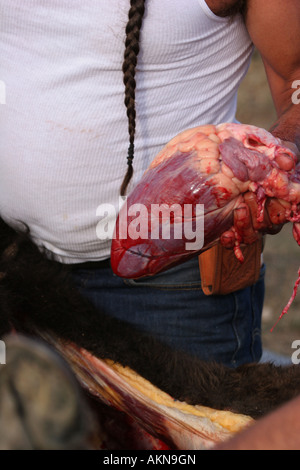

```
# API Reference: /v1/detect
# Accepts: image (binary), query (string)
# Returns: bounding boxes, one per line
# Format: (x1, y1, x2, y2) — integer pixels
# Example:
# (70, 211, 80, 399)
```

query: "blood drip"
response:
(271, 267, 300, 332)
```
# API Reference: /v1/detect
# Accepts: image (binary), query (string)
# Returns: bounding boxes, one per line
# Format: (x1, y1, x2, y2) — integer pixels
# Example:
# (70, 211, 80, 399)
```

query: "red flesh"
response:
(111, 123, 300, 321)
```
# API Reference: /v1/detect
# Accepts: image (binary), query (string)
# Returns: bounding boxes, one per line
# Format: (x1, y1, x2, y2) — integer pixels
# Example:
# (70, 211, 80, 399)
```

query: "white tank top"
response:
(0, 0, 253, 263)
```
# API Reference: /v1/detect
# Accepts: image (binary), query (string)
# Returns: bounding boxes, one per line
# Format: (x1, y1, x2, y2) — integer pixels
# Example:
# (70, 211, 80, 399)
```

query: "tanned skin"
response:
(207, 0, 300, 152)
(246, 0, 300, 152)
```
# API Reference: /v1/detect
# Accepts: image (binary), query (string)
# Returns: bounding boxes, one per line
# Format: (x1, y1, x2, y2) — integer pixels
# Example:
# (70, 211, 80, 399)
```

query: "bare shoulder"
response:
(204, 0, 247, 17)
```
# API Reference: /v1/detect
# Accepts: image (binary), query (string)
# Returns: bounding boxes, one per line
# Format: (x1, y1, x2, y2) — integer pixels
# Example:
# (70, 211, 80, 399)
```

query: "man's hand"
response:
(220, 192, 291, 252)
(244, 138, 299, 238)
(228, 0, 300, 253)
(219, 132, 300, 252)
(275, 139, 300, 170)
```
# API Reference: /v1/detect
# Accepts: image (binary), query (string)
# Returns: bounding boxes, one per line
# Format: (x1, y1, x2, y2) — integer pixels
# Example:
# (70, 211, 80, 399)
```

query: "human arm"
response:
(215, 395, 300, 450)
(228, 0, 300, 243)
(245, 0, 300, 152)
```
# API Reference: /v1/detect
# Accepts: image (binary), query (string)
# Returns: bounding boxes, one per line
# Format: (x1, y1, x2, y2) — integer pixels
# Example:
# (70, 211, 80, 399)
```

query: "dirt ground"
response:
(236, 50, 300, 357)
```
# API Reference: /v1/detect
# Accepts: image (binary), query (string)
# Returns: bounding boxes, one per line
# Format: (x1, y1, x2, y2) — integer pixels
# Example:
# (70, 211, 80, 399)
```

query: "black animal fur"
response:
(0, 217, 300, 420)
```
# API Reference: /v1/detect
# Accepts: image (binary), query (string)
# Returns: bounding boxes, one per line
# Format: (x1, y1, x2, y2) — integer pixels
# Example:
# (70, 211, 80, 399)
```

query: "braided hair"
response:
(120, 0, 146, 196)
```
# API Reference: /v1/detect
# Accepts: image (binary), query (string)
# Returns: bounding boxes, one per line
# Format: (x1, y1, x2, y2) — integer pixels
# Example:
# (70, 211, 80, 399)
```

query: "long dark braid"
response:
(120, 0, 146, 196)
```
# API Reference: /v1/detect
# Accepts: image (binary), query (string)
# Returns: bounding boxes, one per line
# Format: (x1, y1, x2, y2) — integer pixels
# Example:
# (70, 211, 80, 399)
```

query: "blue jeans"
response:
(70, 257, 265, 367)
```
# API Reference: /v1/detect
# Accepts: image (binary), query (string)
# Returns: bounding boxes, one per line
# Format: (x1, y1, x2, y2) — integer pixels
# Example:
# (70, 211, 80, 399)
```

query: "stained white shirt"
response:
(0, 0, 253, 262)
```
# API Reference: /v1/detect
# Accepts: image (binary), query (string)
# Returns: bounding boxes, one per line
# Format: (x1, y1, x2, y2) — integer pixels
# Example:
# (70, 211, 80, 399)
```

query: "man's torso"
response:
(0, 0, 253, 262)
